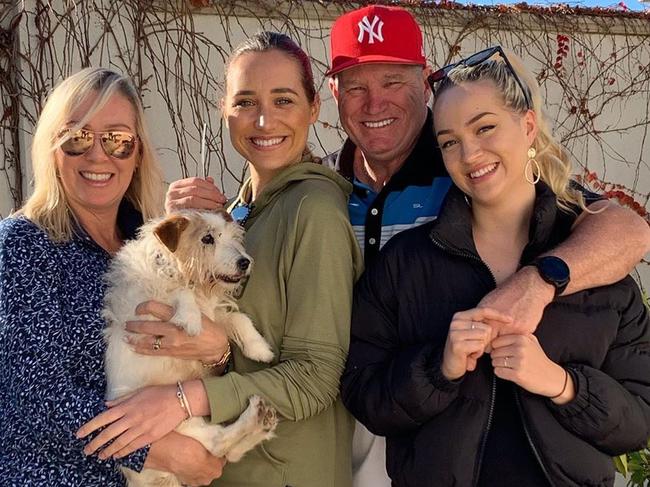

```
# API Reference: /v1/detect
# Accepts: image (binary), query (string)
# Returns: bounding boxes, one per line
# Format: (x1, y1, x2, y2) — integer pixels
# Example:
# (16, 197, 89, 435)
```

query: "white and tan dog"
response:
(103, 210, 277, 487)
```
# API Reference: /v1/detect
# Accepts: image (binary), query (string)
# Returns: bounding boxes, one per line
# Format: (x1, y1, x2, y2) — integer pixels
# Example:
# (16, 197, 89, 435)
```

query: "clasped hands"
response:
(441, 307, 571, 403)
(440, 266, 573, 401)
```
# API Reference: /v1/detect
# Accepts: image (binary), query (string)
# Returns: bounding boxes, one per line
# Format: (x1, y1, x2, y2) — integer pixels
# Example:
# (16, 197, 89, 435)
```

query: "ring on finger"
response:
(504, 356, 512, 368)
(152, 335, 162, 351)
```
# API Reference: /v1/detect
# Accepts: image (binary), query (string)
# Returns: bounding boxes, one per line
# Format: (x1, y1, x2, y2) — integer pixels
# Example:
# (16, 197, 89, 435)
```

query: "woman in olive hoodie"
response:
(198, 32, 362, 487)
(79, 32, 362, 487)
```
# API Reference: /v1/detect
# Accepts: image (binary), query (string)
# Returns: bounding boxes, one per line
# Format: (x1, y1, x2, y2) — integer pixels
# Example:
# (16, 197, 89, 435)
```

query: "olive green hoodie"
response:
(203, 162, 363, 487)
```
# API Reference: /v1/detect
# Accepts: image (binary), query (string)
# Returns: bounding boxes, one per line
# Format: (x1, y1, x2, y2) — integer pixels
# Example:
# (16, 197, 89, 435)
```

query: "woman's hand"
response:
(76, 384, 186, 459)
(126, 300, 229, 364)
(147, 432, 225, 486)
(490, 334, 575, 403)
(165, 176, 227, 213)
(441, 307, 511, 381)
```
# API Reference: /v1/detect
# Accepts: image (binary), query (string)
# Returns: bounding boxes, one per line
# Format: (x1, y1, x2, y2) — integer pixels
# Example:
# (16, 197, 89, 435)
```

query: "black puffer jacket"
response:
(341, 183, 650, 487)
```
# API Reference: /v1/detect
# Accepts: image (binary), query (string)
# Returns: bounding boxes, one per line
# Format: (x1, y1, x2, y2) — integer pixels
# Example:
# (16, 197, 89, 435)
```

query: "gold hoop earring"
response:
(525, 147, 541, 185)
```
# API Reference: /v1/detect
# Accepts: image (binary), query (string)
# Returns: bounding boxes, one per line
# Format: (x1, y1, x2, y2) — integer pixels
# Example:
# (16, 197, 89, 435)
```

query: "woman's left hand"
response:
(76, 384, 186, 459)
(125, 300, 229, 364)
(490, 334, 567, 398)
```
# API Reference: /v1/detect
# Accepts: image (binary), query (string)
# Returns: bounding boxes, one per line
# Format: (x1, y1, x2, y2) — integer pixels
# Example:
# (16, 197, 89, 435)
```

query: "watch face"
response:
(538, 256, 570, 284)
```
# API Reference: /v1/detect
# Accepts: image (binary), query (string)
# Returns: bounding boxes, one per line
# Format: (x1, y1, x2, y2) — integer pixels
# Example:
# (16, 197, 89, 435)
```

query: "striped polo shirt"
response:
(324, 110, 452, 265)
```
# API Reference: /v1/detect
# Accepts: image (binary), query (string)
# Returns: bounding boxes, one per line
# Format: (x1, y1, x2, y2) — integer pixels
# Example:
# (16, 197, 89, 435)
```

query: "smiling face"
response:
(222, 49, 320, 183)
(433, 80, 538, 208)
(330, 63, 430, 169)
(55, 91, 138, 217)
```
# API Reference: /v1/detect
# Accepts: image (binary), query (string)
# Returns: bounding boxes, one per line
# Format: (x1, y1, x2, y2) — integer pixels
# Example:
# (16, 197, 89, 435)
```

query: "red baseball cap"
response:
(326, 5, 426, 77)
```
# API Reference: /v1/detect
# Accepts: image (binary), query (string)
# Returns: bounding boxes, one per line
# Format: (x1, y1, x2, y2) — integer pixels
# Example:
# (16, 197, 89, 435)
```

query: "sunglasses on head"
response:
(428, 46, 532, 110)
(58, 128, 138, 160)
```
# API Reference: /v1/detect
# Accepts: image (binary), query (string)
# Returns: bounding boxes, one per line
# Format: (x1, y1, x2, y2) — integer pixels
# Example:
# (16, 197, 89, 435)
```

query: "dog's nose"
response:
(237, 257, 251, 272)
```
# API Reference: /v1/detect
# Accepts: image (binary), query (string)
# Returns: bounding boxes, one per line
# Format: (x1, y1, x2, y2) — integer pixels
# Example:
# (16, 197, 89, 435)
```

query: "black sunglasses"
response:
(58, 128, 138, 160)
(428, 46, 532, 110)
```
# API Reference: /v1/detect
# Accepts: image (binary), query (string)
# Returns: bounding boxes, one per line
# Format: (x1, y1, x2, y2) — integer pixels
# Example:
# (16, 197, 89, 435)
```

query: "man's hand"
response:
(146, 432, 226, 486)
(478, 266, 555, 338)
(166, 176, 227, 213)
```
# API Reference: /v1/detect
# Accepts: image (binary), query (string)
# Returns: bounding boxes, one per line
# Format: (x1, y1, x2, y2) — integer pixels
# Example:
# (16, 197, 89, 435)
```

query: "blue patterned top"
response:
(0, 209, 148, 486)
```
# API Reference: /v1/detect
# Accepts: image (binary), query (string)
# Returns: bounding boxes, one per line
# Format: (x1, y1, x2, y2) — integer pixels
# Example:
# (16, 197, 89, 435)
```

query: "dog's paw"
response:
(175, 313, 202, 336)
(223, 397, 277, 463)
(172, 290, 203, 336)
(254, 397, 278, 432)
(243, 340, 275, 363)
(260, 404, 278, 432)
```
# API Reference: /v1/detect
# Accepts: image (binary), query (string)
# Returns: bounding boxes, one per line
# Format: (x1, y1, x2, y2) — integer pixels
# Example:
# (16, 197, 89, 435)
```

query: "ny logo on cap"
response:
(357, 15, 384, 44)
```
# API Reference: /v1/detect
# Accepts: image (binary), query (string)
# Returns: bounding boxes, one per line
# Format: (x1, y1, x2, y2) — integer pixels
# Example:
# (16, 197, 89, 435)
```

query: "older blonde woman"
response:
(0, 68, 223, 486)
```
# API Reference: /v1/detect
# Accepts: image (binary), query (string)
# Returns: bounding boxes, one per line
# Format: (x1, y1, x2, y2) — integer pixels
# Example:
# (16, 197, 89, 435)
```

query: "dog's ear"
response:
(215, 208, 234, 223)
(154, 215, 190, 253)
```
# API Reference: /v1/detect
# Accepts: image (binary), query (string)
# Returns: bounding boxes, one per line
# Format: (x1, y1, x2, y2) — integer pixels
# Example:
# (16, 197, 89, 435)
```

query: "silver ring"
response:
(470, 323, 476, 330)
(153, 335, 162, 351)
(504, 356, 509, 368)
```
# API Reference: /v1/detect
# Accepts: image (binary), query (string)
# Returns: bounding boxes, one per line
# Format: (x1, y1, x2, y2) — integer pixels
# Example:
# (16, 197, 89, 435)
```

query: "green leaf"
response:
(615, 454, 629, 475)
(616, 444, 650, 487)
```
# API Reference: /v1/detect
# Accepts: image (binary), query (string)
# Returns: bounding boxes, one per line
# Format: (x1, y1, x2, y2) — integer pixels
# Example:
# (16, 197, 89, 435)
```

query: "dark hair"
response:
(226, 31, 316, 103)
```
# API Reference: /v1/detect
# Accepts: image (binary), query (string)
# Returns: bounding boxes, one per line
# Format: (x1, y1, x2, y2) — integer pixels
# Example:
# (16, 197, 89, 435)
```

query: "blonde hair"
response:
(434, 50, 587, 212)
(19, 67, 164, 241)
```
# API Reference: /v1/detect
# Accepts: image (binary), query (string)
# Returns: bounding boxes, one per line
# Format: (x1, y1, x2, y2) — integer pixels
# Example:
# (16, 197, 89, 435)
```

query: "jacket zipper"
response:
(430, 236, 499, 487)
(472, 375, 496, 486)
(431, 234, 556, 486)
(514, 391, 556, 487)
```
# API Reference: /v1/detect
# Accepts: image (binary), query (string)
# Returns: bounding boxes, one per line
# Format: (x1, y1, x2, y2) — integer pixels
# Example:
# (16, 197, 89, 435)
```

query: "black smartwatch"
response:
(530, 256, 570, 297)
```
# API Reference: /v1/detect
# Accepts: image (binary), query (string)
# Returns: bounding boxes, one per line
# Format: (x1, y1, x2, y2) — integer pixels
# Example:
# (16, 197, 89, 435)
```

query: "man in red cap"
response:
(325, 5, 650, 487)
(323, 6, 443, 487)
(324, 4, 442, 266)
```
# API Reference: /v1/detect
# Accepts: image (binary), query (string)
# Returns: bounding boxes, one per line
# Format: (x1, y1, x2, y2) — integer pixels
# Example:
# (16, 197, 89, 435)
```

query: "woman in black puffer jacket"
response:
(341, 47, 650, 487)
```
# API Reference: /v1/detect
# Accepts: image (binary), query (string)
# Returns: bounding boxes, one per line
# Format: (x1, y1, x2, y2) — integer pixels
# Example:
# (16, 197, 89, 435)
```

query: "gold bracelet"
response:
(202, 342, 232, 368)
(176, 380, 193, 419)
